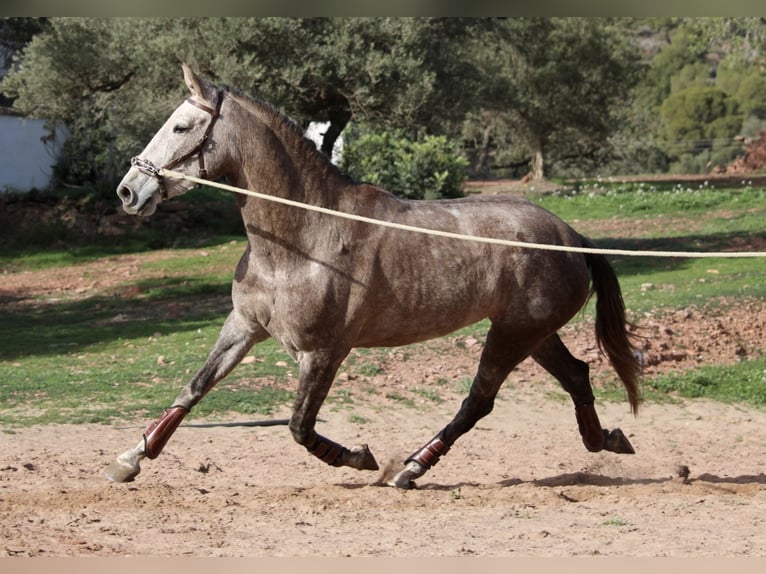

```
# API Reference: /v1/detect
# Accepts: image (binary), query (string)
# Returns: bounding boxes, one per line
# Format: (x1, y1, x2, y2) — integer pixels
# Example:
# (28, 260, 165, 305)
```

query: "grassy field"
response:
(1, 181, 764, 427)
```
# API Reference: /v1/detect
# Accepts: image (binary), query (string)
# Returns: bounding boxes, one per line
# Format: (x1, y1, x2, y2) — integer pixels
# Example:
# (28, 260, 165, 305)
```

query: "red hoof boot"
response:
(143, 405, 188, 459)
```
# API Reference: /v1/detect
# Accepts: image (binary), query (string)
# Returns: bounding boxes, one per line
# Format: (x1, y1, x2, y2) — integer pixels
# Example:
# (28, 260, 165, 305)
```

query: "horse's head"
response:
(117, 64, 225, 216)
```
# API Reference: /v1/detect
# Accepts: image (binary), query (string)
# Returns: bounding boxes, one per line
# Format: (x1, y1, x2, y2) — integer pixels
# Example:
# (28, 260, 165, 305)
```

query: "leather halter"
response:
(131, 89, 224, 200)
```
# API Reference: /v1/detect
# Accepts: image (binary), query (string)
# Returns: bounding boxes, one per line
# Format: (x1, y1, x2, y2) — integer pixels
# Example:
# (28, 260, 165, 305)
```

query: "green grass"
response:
(645, 359, 766, 406)
(615, 256, 763, 314)
(0, 230, 297, 426)
(530, 181, 766, 315)
(0, 185, 243, 273)
(1, 182, 765, 427)
(534, 180, 766, 221)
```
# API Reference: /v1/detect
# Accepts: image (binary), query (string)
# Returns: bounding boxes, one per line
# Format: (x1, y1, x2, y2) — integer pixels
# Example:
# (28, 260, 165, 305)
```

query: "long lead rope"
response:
(159, 168, 766, 259)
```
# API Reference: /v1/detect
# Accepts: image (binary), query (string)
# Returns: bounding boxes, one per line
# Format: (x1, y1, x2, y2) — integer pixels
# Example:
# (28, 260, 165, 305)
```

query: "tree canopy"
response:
(2, 17, 765, 186)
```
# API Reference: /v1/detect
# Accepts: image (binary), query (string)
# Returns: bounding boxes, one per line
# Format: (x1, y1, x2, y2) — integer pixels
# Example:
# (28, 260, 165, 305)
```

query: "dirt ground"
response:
(2, 298, 765, 557)
(2, 186, 766, 557)
(1, 387, 766, 557)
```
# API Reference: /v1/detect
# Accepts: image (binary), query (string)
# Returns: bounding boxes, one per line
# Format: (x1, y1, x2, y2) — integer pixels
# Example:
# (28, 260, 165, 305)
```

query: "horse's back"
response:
(348, 191, 592, 347)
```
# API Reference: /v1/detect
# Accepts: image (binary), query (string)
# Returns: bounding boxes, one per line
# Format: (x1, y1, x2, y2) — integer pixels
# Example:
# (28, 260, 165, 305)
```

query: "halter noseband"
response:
(131, 89, 224, 200)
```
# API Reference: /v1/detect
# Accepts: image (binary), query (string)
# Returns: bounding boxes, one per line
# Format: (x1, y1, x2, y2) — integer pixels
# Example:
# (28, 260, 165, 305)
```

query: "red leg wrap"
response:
(143, 405, 188, 459)
(406, 432, 451, 469)
(307, 436, 346, 467)
(575, 403, 606, 452)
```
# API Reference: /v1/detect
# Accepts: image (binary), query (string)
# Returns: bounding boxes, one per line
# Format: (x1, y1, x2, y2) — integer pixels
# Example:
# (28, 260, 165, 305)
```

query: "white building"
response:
(305, 121, 344, 165)
(1, 47, 68, 193)
(0, 114, 67, 192)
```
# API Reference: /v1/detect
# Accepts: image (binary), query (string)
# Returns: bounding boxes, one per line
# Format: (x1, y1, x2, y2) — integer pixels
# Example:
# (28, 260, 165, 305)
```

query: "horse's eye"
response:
(173, 125, 190, 134)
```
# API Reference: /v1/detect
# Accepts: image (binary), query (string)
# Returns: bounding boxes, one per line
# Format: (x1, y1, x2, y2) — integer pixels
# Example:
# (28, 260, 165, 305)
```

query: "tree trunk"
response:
(473, 124, 493, 176)
(530, 138, 545, 181)
(321, 106, 352, 160)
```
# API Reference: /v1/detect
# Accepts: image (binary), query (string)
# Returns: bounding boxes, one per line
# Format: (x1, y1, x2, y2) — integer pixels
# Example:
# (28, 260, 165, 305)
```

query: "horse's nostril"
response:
(117, 185, 136, 206)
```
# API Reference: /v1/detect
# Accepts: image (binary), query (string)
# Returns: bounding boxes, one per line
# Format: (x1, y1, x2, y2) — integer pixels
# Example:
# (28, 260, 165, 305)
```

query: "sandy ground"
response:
(2, 380, 766, 557)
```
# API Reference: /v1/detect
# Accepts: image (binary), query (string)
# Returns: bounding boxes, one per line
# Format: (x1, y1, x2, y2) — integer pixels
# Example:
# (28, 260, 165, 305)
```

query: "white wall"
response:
(0, 115, 67, 192)
(305, 121, 344, 165)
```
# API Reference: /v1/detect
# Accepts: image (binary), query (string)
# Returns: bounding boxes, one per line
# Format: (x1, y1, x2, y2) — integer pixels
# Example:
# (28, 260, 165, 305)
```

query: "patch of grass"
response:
(354, 362, 386, 378)
(2, 183, 765, 428)
(191, 384, 294, 418)
(602, 517, 631, 527)
(535, 182, 766, 316)
(645, 358, 766, 406)
(611, 256, 764, 315)
(454, 377, 475, 394)
(0, 185, 243, 273)
(0, 239, 296, 426)
(385, 391, 416, 408)
(534, 181, 766, 221)
(590, 358, 766, 409)
(412, 387, 445, 404)
(349, 413, 368, 425)
(327, 388, 354, 407)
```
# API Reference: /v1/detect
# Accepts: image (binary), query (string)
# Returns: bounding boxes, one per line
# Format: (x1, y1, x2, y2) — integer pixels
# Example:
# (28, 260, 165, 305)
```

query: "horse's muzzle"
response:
(117, 183, 157, 216)
(117, 184, 138, 209)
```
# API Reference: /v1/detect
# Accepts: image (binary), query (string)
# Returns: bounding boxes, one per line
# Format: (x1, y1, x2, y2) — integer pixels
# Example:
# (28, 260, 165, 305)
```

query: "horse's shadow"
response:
(690, 472, 766, 486)
(524, 471, 766, 488)
(343, 471, 766, 491)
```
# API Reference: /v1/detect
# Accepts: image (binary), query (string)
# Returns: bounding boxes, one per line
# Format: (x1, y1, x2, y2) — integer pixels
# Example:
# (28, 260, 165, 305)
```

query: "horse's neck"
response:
(237, 99, 340, 198)
(229, 98, 350, 245)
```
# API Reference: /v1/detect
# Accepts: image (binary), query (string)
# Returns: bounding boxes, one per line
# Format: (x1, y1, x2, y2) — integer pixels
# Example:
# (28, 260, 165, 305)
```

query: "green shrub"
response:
(341, 130, 467, 200)
(659, 86, 743, 173)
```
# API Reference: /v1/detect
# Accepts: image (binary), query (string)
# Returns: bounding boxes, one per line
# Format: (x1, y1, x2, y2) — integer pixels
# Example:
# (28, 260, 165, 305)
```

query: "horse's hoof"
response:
(104, 449, 142, 482)
(603, 428, 635, 454)
(348, 444, 379, 471)
(387, 460, 425, 489)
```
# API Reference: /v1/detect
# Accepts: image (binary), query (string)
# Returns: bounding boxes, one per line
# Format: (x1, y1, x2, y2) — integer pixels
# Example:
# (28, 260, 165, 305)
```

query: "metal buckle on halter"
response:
(131, 156, 169, 200)
(131, 156, 162, 178)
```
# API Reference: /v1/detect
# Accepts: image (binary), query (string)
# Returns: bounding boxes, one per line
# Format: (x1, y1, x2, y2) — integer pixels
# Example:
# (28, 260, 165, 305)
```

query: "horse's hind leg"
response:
(289, 349, 379, 471)
(105, 309, 268, 482)
(390, 324, 537, 488)
(531, 333, 634, 455)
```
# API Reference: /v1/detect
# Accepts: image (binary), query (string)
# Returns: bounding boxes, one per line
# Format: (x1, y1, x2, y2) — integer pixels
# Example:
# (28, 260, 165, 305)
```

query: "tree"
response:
(659, 85, 742, 171)
(474, 18, 641, 181)
(0, 17, 49, 71)
(1, 17, 481, 185)
(0, 17, 49, 108)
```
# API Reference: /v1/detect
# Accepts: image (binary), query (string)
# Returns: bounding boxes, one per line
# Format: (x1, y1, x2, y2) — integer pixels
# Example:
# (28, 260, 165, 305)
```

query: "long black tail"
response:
(584, 241, 641, 414)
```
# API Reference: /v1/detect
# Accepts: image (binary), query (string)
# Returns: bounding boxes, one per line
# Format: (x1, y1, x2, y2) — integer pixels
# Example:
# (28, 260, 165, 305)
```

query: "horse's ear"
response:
(182, 63, 215, 103)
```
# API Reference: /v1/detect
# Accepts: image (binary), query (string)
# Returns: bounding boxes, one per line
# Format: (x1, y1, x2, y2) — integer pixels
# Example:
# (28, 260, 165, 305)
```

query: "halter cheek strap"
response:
(131, 88, 224, 200)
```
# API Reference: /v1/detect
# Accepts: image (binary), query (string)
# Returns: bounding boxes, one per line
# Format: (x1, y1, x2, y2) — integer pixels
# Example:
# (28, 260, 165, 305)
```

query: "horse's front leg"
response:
(105, 310, 268, 482)
(290, 350, 379, 472)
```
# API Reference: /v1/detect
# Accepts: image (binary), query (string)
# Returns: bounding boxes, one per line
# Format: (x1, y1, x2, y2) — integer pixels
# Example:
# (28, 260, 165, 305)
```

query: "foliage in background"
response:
(1, 17, 641, 186)
(4, 17, 766, 185)
(0, 17, 482, 186)
(621, 17, 766, 175)
(340, 130, 467, 199)
(659, 86, 743, 173)
(473, 18, 642, 181)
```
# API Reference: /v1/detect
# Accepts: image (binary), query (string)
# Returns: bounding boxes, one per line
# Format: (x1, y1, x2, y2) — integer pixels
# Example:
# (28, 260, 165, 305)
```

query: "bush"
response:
(659, 86, 742, 160)
(341, 130, 467, 200)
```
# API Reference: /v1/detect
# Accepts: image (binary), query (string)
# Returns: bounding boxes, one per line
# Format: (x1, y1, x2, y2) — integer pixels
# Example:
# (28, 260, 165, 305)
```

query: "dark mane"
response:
(228, 90, 353, 185)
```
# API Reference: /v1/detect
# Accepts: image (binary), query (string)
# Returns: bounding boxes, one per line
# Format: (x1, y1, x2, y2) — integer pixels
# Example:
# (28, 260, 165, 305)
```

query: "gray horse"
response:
(106, 65, 640, 488)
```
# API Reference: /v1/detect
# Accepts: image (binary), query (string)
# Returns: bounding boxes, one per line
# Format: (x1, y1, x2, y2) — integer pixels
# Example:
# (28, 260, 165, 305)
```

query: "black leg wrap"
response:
(405, 432, 451, 470)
